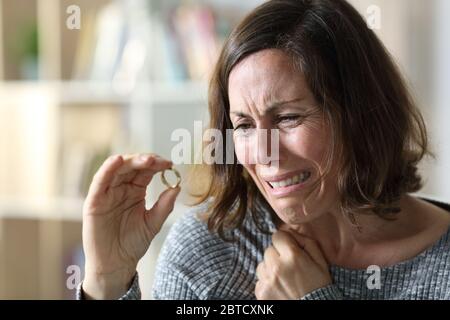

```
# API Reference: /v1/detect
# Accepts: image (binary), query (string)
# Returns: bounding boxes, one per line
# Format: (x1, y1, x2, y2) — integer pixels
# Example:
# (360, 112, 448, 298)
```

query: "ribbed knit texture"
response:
(77, 197, 450, 300)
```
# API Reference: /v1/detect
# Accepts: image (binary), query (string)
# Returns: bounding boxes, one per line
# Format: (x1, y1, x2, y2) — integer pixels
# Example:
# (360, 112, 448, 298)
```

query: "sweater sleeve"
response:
(75, 272, 141, 300)
(300, 284, 345, 300)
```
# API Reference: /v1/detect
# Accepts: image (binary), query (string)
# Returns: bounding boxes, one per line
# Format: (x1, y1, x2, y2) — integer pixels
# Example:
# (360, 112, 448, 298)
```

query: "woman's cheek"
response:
(283, 127, 325, 161)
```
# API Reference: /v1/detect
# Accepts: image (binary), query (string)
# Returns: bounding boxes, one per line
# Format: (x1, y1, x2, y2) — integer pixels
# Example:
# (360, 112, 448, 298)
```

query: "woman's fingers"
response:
(145, 186, 181, 236)
(111, 171, 139, 188)
(285, 230, 329, 270)
(131, 169, 156, 188)
(125, 156, 174, 189)
(272, 229, 328, 270)
(113, 154, 171, 177)
(302, 237, 329, 270)
(88, 155, 124, 197)
(86, 154, 174, 207)
(264, 245, 279, 266)
(115, 154, 153, 175)
(272, 230, 303, 258)
(110, 154, 172, 187)
(256, 261, 268, 280)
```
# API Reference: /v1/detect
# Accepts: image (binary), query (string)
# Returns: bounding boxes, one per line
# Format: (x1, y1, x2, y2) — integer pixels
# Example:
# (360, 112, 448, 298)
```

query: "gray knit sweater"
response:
(77, 196, 450, 300)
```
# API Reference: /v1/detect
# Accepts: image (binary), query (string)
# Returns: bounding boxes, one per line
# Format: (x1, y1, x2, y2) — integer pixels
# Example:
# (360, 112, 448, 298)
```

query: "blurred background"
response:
(0, 0, 448, 299)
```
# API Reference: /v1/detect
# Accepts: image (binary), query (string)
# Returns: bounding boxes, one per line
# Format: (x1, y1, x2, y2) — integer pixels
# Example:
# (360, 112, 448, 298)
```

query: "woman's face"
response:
(228, 49, 340, 225)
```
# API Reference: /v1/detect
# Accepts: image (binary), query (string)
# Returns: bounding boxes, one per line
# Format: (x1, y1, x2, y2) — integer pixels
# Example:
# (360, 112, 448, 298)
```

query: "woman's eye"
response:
(234, 123, 253, 131)
(233, 115, 303, 132)
(276, 115, 303, 125)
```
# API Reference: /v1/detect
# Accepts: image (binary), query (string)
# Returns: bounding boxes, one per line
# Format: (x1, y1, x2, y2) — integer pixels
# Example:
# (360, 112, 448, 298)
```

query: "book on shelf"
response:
(70, 1, 235, 84)
(169, 4, 220, 81)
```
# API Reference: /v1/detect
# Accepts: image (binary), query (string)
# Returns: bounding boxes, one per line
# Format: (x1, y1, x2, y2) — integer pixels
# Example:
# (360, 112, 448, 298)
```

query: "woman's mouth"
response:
(263, 170, 312, 197)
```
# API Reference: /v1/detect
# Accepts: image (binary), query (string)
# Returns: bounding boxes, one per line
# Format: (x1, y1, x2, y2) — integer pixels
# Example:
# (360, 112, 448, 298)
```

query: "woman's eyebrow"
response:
(230, 98, 305, 118)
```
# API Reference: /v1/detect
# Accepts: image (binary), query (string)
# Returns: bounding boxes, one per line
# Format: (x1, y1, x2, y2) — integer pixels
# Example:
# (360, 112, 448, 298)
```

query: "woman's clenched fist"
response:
(255, 229, 332, 300)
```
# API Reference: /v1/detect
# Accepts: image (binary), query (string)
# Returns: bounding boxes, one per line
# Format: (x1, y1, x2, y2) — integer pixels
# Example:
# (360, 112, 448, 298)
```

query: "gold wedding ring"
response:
(161, 168, 181, 189)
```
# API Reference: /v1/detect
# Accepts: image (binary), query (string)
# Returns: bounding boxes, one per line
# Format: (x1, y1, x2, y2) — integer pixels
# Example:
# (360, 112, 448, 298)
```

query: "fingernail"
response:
(109, 154, 120, 162)
(139, 155, 150, 163)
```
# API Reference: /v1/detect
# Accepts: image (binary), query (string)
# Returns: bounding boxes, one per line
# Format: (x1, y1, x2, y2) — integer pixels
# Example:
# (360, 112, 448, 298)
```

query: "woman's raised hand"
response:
(81, 154, 180, 299)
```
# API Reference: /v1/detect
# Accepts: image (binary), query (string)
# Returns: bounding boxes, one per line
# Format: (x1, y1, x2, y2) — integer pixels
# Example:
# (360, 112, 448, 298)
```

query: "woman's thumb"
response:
(145, 186, 181, 236)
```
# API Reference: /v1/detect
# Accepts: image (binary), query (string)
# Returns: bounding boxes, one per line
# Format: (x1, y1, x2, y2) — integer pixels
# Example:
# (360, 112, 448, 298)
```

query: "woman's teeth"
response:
(268, 171, 311, 189)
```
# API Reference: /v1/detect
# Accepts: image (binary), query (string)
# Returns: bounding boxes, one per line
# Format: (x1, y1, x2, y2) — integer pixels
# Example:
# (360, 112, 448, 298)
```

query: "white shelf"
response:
(0, 195, 191, 223)
(0, 196, 84, 221)
(0, 80, 208, 105)
(60, 81, 208, 105)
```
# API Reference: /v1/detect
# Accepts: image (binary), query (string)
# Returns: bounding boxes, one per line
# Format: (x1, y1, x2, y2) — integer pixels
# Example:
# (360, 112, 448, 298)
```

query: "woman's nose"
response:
(255, 128, 280, 167)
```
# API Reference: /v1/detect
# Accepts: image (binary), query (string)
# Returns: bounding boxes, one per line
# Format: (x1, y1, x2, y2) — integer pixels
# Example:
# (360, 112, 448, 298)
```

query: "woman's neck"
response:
(278, 195, 435, 269)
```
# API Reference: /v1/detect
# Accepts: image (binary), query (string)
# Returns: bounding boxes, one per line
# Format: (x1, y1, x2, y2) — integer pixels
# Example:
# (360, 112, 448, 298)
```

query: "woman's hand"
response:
(82, 154, 180, 299)
(255, 230, 332, 300)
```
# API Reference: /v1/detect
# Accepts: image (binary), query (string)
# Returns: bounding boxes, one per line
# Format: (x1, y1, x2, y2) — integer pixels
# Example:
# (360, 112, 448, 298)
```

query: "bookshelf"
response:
(0, 0, 264, 299)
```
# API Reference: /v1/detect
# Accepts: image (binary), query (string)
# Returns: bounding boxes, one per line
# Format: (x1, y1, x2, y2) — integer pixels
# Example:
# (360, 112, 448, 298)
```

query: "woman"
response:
(78, 0, 450, 300)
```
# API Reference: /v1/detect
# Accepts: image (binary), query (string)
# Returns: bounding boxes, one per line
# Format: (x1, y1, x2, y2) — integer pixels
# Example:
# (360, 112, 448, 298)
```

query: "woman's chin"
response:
(276, 206, 308, 225)
(265, 196, 319, 224)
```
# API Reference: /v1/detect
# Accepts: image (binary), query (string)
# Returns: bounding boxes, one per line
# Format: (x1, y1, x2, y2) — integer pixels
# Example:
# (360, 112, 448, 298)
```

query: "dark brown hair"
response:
(187, 0, 432, 241)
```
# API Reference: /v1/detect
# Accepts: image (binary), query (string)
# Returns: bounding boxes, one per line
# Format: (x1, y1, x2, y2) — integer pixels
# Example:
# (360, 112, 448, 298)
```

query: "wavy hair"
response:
(186, 0, 432, 241)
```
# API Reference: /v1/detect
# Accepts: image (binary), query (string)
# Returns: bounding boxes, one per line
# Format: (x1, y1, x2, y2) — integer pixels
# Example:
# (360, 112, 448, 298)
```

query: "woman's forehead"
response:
(228, 50, 312, 114)
(229, 49, 298, 86)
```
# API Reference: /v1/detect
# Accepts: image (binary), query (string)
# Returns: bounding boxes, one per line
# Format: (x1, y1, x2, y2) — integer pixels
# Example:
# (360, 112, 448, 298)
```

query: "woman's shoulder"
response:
(406, 195, 450, 264)
(416, 195, 450, 243)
